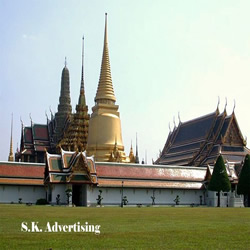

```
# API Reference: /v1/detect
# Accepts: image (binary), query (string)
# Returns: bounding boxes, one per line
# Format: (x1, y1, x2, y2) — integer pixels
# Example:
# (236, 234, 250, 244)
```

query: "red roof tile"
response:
(0, 162, 44, 178)
(33, 125, 49, 140)
(96, 163, 206, 182)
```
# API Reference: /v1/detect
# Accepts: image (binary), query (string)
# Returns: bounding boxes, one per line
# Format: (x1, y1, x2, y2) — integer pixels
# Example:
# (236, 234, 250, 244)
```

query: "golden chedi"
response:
(87, 14, 128, 162)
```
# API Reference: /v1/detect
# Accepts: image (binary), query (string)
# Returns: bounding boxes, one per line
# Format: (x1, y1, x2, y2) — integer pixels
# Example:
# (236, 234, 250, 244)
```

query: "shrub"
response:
(36, 198, 48, 205)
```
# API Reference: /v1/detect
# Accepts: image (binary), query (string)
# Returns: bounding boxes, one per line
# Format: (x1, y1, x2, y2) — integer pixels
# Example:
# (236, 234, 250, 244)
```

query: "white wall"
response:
(206, 191, 244, 207)
(0, 185, 46, 204)
(87, 187, 204, 206)
(51, 184, 67, 204)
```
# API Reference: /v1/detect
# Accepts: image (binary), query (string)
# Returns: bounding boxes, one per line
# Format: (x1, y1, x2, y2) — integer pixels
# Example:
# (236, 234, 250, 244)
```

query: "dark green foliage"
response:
(96, 190, 103, 206)
(237, 154, 250, 195)
(36, 198, 48, 205)
(208, 155, 231, 192)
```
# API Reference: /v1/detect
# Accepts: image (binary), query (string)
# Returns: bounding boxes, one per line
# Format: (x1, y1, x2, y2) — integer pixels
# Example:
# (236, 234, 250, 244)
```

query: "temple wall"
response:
(206, 191, 244, 207)
(50, 184, 67, 205)
(0, 185, 46, 204)
(87, 186, 205, 206)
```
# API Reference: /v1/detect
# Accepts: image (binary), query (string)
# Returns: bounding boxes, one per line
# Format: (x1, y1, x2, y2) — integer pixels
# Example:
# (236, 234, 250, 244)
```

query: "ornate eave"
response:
(45, 150, 97, 184)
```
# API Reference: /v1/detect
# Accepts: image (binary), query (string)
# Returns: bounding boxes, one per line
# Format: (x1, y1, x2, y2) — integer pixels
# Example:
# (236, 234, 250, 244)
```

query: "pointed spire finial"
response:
(173, 116, 176, 128)
(94, 13, 116, 104)
(65, 57, 67, 67)
(135, 133, 139, 164)
(8, 113, 14, 162)
(29, 113, 32, 124)
(77, 35, 87, 106)
(81, 36, 84, 90)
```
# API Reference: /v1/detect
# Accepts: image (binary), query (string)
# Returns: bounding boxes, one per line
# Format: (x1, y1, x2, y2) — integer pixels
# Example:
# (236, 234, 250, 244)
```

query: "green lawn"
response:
(0, 205, 250, 249)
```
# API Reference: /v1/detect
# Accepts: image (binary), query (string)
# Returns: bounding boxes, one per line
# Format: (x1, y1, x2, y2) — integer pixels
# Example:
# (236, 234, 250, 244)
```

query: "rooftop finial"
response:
(224, 97, 227, 111)
(20, 116, 24, 128)
(135, 133, 139, 164)
(65, 57, 67, 67)
(178, 112, 181, 124)
(29, 113, 33, 124)
(8, 113, 14, 162)
(233, 99, 236, 113)
(217, 96, 220, 110)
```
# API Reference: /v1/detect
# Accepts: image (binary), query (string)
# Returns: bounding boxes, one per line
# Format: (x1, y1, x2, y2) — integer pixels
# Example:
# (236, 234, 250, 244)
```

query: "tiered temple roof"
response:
(155, 108, 250, 167)
(15, 122, 50, 163)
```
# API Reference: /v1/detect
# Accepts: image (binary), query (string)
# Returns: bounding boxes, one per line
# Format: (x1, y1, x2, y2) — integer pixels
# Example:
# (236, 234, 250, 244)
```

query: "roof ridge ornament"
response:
(233, 99, 236, 113)
(217, 96, 220, 111)
(173, 116, 176, 128)
(178, 112, 181, 124)
(224, 97, 227, 113)
(29, 113, 33, 124)
(20, 116, 24, 128)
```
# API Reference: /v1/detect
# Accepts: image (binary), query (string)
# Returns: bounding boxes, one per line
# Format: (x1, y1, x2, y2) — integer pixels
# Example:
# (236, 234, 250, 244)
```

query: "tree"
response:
(208, 155, 231, 207)
(65, 188, 72, 205)
(96, 190, 103, 206)
(237, 154, 250, 207)
(174, 195, 180, 205)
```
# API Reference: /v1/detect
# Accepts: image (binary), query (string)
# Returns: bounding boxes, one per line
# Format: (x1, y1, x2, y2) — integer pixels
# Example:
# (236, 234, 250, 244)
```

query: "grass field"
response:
(0, 205, 250, 249)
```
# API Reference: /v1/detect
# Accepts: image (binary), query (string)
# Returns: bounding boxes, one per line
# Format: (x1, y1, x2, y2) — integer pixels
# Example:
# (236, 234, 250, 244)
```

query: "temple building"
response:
(15, 14, 132, 164)
(87, 14, 129, 162)
(0, 14, 247, 207)
(155, 107, 250, 169)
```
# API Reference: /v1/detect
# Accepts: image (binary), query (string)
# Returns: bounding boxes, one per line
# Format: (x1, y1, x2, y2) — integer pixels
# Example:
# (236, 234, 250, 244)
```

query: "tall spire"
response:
(81, 36, 84, 91)
(95, 13, 116, 104)
(58, 61, 71, 112)
(78, 36, 86, 106)
(135, 133, 139, 164)
(58, 39, 90, 152)
(53, 61, 72, 144)
(8, 114, 14, 162)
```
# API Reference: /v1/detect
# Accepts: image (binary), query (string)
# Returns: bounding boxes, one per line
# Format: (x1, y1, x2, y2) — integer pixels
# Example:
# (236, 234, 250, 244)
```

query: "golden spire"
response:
(95, 13, 116, 104)
(8, 114, 14, 162)
(129, 141, 135, 163)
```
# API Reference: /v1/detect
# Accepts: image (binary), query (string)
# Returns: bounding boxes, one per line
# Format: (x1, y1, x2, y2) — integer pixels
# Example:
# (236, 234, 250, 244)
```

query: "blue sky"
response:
(1, 0, 250, 162)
